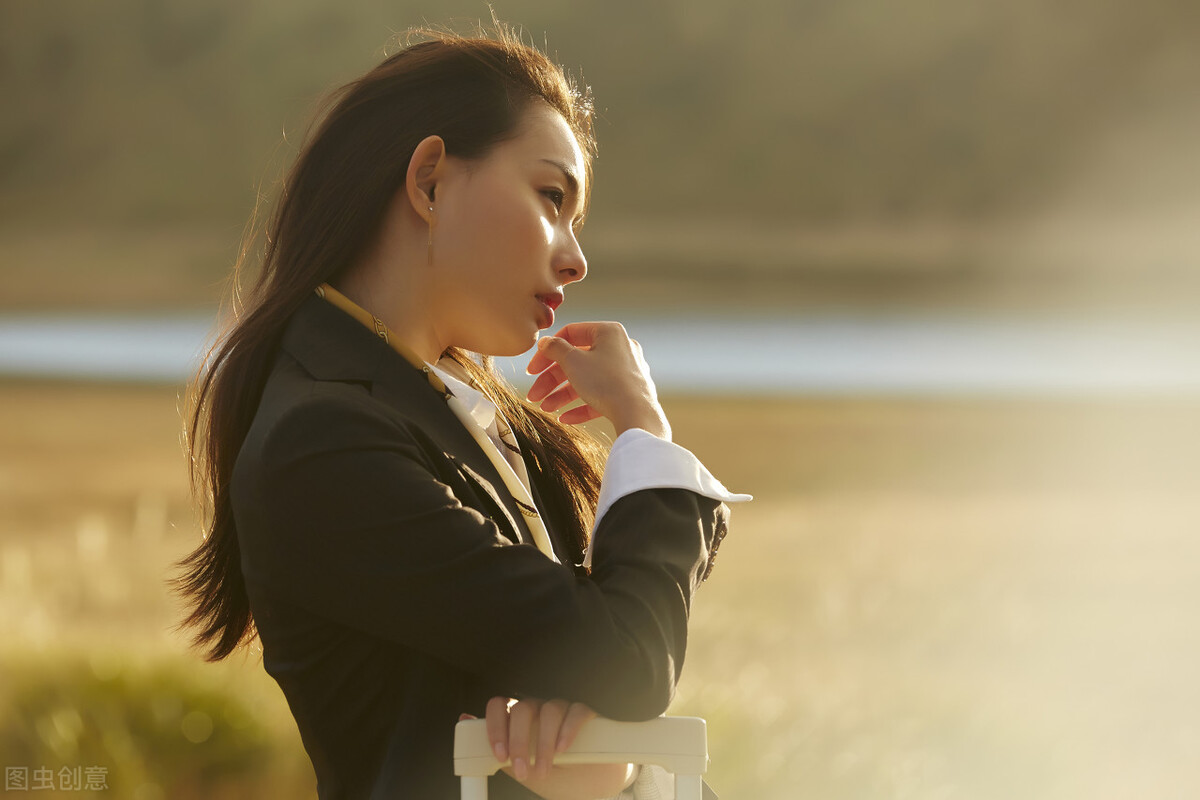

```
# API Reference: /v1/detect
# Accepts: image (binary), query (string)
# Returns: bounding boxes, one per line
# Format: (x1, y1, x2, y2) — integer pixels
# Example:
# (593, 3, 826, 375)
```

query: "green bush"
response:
(0, 654, 280, 798)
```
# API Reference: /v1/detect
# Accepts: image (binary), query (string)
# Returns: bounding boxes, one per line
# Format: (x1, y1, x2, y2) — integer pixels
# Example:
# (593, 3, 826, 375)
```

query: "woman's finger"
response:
(546, 321, 610, 349)
(525, 336, 565, 376)
(485, 696, 511, 763)
(538, 384, 581, 413)
(558, 404, 603, 426)
(526, 363, 568, 402)
(526, 335, 574, 376)
(556, 702, 598, 753)
(507, 699, 540, 781)
(535, 699, 570, 779)
(525, 322, 617, 374)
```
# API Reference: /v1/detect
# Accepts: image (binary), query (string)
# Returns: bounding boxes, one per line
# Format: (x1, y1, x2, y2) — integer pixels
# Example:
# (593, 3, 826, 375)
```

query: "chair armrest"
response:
(453, 715, 708, 777)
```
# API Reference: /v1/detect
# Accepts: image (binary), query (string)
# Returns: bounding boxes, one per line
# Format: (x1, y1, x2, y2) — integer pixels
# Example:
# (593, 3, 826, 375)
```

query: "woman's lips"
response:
(535, 292, 563, 329)
(536, 297, 555, 329)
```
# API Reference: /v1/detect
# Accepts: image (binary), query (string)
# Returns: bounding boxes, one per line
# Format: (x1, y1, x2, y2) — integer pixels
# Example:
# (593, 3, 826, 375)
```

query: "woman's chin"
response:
(466, 330, 539, 358)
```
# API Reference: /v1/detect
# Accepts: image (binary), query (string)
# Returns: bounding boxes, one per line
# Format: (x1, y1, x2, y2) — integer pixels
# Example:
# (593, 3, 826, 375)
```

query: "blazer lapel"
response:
(281, 295, 538, 548)
(449, 457, 525, 544)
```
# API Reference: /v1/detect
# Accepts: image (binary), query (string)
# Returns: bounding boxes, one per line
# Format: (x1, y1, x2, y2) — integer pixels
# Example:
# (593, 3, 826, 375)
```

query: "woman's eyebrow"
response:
(538, 158, 580, 197)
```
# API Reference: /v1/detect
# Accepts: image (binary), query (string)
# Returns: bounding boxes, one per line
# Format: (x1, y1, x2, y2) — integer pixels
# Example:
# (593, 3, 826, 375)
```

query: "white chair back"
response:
(454, 715, 708, 800)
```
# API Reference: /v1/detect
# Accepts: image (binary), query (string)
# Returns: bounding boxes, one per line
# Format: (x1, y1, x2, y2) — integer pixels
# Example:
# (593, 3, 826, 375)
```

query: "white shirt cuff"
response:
(584, 428, 753, 568)
(604, 763, 676, 800)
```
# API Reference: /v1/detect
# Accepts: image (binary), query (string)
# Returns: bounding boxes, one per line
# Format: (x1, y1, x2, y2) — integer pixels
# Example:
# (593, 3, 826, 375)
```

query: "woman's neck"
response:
(334, 258, 445, 365)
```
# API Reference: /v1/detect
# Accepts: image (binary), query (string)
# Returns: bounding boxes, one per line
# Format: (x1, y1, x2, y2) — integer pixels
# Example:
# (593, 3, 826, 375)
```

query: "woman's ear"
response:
(406, 135, 447, 223)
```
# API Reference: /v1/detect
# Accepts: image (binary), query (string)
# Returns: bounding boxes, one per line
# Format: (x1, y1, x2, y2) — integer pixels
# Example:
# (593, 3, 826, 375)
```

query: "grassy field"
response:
(1, 381, 1198, 798)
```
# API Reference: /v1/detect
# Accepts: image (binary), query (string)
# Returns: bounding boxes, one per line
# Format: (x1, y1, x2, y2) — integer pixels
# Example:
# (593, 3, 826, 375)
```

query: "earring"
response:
(426, 205, 435, 266)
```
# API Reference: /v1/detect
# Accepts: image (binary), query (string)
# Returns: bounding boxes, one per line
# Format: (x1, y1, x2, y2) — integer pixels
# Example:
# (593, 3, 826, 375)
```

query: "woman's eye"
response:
(541, 189, 565, 212)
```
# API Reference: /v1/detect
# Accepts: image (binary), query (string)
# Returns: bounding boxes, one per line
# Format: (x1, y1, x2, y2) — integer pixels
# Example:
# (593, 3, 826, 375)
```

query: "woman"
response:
(176, 24, 749, 800)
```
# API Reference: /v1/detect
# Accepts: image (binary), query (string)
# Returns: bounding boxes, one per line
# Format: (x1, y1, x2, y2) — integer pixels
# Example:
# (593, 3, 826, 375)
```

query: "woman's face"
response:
(428, 102, 589, 357)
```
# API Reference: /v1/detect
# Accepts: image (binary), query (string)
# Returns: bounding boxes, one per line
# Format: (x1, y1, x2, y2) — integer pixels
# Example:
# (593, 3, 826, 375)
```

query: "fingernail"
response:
(493, 741, 507, 762)
(458, 713, 472, 721)
(536, 336, 551, 350)
(513, 757, 527, 780)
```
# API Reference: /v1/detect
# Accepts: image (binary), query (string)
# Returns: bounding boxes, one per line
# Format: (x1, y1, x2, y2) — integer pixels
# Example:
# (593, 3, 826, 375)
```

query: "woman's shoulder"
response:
(253, 354, 417, 456)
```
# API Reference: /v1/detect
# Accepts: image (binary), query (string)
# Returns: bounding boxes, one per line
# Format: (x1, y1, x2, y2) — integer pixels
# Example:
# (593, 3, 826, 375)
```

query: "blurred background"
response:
(1, 1, 1198, 797)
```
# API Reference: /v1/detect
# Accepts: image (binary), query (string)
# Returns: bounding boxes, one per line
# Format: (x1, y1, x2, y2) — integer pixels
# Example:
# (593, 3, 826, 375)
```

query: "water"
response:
(1, 311, 1199, 394)
(0, 314, 215, 382)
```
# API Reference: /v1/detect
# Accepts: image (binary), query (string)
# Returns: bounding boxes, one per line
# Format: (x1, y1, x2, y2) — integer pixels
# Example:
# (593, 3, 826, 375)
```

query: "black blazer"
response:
(231, 295, 730, 799)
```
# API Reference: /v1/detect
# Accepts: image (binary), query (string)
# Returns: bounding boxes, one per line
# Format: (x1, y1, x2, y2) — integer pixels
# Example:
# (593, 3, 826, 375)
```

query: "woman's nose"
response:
(555, 234, 587, 284)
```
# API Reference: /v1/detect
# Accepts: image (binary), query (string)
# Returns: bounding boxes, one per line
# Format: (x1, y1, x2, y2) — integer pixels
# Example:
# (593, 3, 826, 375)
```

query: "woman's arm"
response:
(239, 388, 725, 720)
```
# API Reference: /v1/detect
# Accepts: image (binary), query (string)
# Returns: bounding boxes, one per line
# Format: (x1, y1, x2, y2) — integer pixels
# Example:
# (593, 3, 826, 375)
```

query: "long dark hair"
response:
(174, 24, 604, 662)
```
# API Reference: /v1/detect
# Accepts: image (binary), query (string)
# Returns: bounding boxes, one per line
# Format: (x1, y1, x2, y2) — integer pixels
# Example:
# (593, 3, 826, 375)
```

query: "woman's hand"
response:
(486, 696, 593, 781)
(463, 696, 636, 800)
(526, 321, 671, 440)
